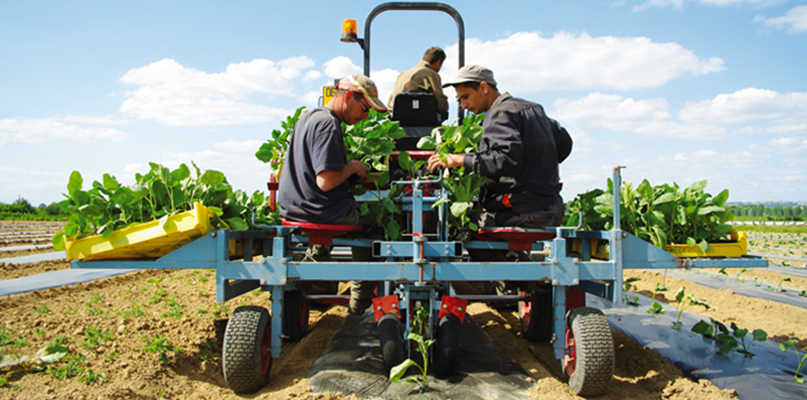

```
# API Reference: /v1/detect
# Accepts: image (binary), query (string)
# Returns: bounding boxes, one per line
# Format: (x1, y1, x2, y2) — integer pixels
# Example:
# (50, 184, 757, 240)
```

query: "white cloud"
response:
(0, 117, 129, 146)
(120, 58, 311, 126)
(303, 70, 323, 82)
(371, 68, 403, 107)
(679, 88, 807, 124)
(322, 56, 362, 79)
(0, 167, 68, 204)
(443, 32, 724, 92)
(754, 5, 807, 33)
(634, 0, 783, 11)
(633, 0, 684, 12)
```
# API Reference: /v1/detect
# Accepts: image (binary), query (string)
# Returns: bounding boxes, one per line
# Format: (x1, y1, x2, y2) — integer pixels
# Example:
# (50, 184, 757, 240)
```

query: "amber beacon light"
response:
(341, 18, 358, 42)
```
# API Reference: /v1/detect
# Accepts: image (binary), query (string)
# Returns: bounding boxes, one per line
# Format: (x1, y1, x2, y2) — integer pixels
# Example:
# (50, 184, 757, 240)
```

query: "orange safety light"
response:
(341, 18, 358, 42)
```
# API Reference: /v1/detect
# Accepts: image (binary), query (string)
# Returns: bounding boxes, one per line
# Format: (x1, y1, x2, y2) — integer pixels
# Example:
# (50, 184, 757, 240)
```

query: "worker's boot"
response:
(348, 281, 376, 315)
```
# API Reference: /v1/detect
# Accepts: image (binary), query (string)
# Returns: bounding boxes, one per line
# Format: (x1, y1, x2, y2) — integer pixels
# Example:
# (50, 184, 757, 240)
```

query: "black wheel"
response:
(378, 313, 406, 371)
(222, 305, 272, 394)
(432, 314, 461, 377)
(562, 307, 614, 397)
(520, 288, 553, 343)
(282, 290, 309, 342)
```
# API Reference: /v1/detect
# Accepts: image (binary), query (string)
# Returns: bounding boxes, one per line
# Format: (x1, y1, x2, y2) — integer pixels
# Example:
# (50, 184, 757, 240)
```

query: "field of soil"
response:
(1, 221, 805, 399)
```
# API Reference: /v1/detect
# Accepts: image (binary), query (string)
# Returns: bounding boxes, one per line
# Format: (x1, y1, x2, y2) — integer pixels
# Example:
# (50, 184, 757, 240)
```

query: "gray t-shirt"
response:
(277, 108, 354, 223)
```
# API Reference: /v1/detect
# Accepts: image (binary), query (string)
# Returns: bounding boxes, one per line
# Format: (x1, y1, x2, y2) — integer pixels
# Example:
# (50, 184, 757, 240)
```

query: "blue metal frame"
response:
(71, 169, 767, 361)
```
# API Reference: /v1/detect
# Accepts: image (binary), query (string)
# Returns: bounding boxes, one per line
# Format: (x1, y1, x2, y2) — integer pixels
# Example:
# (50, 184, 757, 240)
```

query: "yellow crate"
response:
(570, 230, 747, 259)
(65, 202, 214, 260)
(665, 230, 747, 258)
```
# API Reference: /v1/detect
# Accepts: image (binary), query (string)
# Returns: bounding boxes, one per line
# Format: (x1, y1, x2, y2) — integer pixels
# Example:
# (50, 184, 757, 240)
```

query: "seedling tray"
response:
(64, 202, 214, 260)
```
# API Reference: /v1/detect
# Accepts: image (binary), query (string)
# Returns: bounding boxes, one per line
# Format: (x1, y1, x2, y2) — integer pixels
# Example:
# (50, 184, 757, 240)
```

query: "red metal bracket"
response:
(372, 295, 400, 321)
(438, 295, 467, 322)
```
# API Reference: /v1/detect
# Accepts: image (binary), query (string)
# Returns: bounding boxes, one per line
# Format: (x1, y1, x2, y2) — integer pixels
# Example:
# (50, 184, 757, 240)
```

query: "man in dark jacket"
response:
(428, 64, 572, 229)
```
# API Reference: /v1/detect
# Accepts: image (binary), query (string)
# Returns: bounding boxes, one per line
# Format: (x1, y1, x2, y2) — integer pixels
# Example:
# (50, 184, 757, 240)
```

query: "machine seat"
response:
(282, 219, 363, 245)
(474, 227, 556, 251)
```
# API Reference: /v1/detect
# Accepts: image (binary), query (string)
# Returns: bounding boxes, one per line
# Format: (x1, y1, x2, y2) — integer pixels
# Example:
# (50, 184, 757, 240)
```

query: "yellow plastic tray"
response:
(65, 202, 214, 260)
(665, 230, 747, 258)
(570, 230, 747, 259)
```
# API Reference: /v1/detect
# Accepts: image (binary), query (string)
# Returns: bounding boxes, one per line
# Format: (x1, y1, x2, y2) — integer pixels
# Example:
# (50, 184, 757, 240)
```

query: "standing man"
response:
(388, 46, 449, 116)
(429, 64, 573, 231)
(278, 74, 387, 315)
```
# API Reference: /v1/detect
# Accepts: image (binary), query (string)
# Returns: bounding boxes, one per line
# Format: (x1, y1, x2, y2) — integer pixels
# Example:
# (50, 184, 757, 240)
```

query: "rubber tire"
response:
(282, 290, 309, 342)
(563, 307, 614, 397)
(432, 314, 461, 377)
(378, 313, 406, 371)
(520, 289, 553, 343)
(222, 305, 272, 394)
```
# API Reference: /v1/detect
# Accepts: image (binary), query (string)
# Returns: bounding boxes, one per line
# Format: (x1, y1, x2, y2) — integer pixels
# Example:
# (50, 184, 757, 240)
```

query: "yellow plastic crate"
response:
(570, 230, 747, 259)
(665, 230, 747, 258)
(65, 202, 214, 260)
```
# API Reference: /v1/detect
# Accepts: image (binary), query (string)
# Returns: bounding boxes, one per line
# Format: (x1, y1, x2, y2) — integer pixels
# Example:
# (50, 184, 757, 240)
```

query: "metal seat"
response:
(281, 219, 363, 245)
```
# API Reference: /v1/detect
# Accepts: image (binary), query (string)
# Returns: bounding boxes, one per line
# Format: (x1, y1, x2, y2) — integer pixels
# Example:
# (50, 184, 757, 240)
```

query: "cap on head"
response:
(337, 74, 388, 112)
(442, 64, 497, 88)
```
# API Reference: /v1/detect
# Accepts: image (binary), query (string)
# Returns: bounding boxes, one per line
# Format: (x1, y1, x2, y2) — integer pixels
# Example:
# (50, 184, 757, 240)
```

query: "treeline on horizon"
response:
(1, 196, 805, 222)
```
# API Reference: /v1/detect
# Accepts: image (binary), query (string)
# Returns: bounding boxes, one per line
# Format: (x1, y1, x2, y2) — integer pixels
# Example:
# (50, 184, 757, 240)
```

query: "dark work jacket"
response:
(462, 93, 572, 214)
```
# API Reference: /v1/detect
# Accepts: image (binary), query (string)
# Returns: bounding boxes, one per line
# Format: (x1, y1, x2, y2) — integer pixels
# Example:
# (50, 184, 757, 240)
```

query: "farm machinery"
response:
(70, 2, 769, 397)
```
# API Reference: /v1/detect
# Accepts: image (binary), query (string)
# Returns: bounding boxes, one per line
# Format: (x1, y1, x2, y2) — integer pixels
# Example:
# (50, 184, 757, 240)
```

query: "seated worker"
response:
(428, 65, 573, 262)
(277, 74, 387, 315)
(388, 46, 449, 118)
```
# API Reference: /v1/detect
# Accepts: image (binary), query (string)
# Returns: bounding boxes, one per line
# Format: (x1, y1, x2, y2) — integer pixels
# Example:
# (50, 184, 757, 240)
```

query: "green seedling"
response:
(647, 283, 669, 314)
(672, 287, 710, 330)
(79, 369, 108, 385)
(779, 339, 807, 383)
(34, 305, 50, 314)
(81, 326, 113, 350)
(47, 353, 86, 379)
(768, 277, 792, 292)
(730, 322, 767, 358)
(142, 334, 182, 366)
(782, 260, 791, 267)
(753, 277, 761, 287)
(799, 290, 806, 297)
(734, 268, 750, 283)
(390, 306, 433, 394)
(718, 268, 728, 276)
(623, 277, 641, 305)
(212, 304, 229, 319)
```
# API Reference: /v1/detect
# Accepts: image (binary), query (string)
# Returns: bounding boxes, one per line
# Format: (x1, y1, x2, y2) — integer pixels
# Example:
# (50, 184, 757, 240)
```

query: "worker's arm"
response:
(316, 159, 368, 192)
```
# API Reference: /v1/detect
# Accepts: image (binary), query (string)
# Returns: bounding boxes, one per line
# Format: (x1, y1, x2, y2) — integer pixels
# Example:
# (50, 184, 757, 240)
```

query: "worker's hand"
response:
(346, 160, 369, 183)
(428, 153, 464, 173)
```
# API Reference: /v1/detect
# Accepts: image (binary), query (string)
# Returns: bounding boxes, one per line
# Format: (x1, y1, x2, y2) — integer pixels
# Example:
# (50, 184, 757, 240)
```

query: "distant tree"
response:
(11, 196, 36, 214)
(40, 202, 63, 216)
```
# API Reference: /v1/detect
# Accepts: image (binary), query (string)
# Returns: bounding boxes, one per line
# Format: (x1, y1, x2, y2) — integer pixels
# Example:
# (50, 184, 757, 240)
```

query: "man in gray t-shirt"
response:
(278, 74, 387, 315)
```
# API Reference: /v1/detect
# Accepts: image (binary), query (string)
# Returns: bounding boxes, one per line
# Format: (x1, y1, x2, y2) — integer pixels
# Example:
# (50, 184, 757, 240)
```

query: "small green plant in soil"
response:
(779, 339, 807, 383)
(81, 326, 113, 350)
(142, 334, 182, 366)
(647, 283, 669, 314)
(623, 277, 641, 306)
(34, 305, 50, 314)
(390, 306, 433, 394)
(692, 318, 767, 357)
(768, 277, 792, 292)
(731, 322, 767, 358)
(672, 287, 710, 330)
(734, 268, 750, 283)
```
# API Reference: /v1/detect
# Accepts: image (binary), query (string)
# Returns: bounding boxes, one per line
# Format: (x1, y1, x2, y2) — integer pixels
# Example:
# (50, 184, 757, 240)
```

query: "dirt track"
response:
(1, 221, 803, 399)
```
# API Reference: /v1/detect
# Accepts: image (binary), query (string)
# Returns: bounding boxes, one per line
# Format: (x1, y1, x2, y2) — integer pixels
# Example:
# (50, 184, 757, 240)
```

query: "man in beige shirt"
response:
(388, 46, 449, 115)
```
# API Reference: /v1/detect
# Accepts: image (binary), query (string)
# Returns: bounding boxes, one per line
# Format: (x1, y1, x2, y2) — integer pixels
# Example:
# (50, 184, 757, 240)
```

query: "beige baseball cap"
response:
(442, 64, 497, 87)
(337, 74, 388, 112)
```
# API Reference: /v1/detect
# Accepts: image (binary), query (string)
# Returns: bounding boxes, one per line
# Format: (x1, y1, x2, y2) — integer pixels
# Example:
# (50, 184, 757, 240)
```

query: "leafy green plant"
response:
(390, 306, 433, 394)
(623, 277, 641, 305)
(142, 334, 182, 366)
(564, 178, 735, 250)
(47, 353, 86, 379)
(768, 277, 792, 292)
(51, 161, 272, 250)
(779, 339, 807, 383)
(671, 287, 710, 330)
(730, 322, 767, 358)
(255, 106, 305, 179)
(81, 326, 113, 350)
(647, 283, 669, 314)
(34, 305, 49, 314)
(79, 369, 108, 385)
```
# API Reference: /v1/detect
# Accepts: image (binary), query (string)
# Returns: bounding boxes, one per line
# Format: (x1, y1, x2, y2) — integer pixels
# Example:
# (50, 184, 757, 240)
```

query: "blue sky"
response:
(2, 0, 806, 206)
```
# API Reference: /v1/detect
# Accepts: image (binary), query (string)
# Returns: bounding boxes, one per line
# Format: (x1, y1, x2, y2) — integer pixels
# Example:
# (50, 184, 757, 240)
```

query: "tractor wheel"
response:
(378, 313, 406, 371)
(520, 289, 553, 343)
(432, 314, 461, 377)
(222, 306, 272, 394)
(562, 307, 614, 397)
(282, 290, 309, 342)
